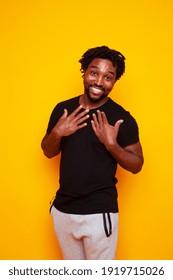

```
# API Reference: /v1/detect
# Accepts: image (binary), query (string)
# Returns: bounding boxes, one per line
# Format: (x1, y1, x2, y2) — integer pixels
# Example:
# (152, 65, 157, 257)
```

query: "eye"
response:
(90, 71, 97, 76)
(105, 76, 112, 81)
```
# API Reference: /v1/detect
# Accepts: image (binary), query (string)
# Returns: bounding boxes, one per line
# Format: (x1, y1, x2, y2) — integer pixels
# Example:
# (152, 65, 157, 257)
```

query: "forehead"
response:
(87, 58, 116, 75)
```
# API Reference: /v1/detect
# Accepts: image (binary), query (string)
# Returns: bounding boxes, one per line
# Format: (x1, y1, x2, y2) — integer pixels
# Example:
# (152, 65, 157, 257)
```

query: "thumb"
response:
(61, 108, 68, 118)
(115, 119, 124, 129)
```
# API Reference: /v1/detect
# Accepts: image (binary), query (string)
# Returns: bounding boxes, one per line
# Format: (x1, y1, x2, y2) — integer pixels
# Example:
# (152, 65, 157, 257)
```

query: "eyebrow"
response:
(89, 65, 116, 76)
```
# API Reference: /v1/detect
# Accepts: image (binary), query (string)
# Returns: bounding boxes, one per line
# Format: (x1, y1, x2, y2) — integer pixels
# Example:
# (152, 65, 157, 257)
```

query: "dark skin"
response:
(41, 58, 144, 173)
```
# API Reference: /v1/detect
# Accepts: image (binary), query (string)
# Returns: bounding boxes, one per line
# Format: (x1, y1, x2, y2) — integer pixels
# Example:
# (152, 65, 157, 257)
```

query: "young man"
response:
(41, 46, 144, 260)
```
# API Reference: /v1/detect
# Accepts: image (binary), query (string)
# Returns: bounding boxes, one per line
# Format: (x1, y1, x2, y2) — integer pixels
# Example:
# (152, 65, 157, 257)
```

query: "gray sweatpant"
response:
(51, 206, 118, 260)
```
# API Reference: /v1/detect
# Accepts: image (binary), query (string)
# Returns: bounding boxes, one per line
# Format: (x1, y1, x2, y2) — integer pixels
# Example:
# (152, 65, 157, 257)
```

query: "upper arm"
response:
(47, 104, 64, 134)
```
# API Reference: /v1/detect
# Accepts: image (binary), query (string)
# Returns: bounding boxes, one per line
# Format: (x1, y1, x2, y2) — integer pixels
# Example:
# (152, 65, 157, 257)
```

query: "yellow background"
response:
(0, 0, 173, 260)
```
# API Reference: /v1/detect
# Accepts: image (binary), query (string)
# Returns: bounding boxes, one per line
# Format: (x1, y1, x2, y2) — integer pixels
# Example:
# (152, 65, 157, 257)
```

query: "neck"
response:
(79, 94, 109, 110)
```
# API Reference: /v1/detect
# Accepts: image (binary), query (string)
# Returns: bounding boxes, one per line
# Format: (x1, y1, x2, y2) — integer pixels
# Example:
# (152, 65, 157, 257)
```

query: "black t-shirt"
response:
(47, 96, 139, 214)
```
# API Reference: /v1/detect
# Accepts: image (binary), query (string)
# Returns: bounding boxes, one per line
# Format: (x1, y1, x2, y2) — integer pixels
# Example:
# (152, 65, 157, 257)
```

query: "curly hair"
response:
(79, 46, 125, 80)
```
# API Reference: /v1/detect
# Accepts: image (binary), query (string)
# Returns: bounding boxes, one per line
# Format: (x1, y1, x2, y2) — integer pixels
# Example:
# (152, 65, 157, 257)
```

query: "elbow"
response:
(41, 134, 60, 159)
(41, 142, 55, 159)
(132, 167, 142, 174)
(41, 145, 60, 159)
(131, 159, 144, 174)
(41, 146, 58, 159)
(43, 151, 54, 159)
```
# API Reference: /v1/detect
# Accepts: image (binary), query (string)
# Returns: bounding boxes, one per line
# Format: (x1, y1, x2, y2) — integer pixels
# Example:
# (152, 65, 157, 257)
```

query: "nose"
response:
(94, 75, 104, 87)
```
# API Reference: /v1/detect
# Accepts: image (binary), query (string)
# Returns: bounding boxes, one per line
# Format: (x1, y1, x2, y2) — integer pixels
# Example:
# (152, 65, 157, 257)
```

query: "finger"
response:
(101, 111, 108, 124)
(76, 122, 88, 130)
(115, 119, 124, 129)
(92, 113, 99, 128)
(91, 120, 97, 133)
(97, 110, 103, 125)
(70, 105, 83, 117)
(74, 108, 89, 122)
(76, 114, 90, 125)
(60, 109, 68, 118)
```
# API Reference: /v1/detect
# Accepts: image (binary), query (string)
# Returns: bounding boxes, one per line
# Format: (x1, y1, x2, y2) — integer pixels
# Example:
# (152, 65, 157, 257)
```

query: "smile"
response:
(89, 86, 104, 94)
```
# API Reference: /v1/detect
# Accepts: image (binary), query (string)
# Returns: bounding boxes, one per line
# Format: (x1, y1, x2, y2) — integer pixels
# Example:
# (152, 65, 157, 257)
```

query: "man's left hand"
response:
(91, 110, 123, 149)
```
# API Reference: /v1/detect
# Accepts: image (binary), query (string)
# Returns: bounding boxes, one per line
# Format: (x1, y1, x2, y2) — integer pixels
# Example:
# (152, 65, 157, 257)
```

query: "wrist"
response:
(51, 128, 63, 139)
(105, 141, 119, 151)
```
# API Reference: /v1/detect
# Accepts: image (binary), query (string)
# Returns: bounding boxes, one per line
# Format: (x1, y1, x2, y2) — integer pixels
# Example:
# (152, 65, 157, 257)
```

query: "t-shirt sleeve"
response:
(46, 103, 64, 134)
(117, 112, 139, 148)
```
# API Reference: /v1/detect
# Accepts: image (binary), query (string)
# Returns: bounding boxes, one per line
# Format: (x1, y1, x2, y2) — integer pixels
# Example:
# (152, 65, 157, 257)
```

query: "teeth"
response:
(90, 87, 102, 93)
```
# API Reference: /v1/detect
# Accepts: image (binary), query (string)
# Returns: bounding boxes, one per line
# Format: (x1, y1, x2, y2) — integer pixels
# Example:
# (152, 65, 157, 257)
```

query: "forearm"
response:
(41, 131, 62, 158)
(106, 142, 143, 174)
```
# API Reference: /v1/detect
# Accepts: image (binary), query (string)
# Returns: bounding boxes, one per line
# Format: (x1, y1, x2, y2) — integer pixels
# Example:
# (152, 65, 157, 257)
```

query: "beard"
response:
(84, 85, 109, 103)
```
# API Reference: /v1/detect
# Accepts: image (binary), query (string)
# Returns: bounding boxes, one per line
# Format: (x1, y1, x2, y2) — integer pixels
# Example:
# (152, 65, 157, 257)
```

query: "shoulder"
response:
(107, 98, 131, 114)
(105, 98, 137, 124)
(52, 95, 80, 112)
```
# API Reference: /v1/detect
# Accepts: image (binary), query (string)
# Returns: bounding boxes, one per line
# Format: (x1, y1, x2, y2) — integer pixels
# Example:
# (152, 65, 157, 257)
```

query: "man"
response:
(41, 46, 144, 260)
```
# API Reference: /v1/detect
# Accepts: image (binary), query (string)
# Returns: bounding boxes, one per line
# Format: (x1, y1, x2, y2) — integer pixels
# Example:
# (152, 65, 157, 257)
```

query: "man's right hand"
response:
(41, 105, 90, 158)
(52, 105, 90, 137)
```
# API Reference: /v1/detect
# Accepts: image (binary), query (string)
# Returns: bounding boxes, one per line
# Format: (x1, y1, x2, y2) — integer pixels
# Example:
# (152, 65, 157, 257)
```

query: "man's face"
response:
(83, 58, 116, 103)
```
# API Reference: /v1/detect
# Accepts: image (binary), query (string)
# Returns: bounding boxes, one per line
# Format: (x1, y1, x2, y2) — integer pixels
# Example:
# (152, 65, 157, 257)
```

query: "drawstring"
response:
(103, 213, 112, 237)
